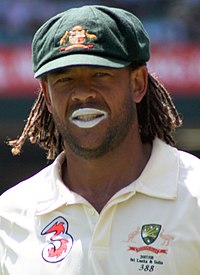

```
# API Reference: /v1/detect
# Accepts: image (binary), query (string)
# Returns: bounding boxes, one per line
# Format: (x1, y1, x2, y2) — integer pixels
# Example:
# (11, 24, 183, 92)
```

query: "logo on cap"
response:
(59, 26, 97, 51)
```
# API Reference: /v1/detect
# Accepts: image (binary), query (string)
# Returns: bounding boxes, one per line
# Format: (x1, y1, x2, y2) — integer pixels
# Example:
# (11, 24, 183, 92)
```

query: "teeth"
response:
(76, 114, 99, 121)
(70, 108, 107, 128)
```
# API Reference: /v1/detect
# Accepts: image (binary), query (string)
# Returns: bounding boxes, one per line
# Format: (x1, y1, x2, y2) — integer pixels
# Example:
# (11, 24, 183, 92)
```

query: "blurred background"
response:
(0, 0, 200, 195)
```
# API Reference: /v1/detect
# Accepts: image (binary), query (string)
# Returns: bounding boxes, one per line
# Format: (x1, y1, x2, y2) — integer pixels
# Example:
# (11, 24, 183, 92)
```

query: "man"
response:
(0, 5, 200, 275)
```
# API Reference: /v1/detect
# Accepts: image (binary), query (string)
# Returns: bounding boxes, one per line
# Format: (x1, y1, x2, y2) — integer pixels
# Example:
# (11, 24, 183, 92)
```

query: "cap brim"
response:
(34, 54, 131, 78)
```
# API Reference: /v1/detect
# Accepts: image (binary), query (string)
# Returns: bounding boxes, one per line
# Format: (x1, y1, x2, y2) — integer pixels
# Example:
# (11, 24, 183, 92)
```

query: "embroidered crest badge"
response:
(141, 224, 161, 245)
(59, 25, 97, 51)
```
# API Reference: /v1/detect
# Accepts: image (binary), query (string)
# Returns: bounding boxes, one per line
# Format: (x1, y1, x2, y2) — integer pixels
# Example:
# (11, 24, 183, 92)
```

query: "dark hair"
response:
(8, 68, 182, 159)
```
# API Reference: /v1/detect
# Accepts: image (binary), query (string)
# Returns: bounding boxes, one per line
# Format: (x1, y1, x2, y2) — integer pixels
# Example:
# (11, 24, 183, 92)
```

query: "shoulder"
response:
(179, 150, 200, 169)
(178, 150, 200, 197)
(155, 138, 200, 173)
(178, 150, 200, 177)
(0, 164, 52, 213)
(152, 138, 200, 195)
(0, 152, 65, 213)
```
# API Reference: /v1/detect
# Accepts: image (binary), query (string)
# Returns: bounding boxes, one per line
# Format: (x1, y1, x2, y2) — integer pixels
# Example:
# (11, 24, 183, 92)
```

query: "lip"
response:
(70, 108, 108, 128)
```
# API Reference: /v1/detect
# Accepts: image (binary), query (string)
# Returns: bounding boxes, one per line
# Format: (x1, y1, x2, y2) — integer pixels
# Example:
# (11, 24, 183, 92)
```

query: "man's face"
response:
(42, 66, 141, 159)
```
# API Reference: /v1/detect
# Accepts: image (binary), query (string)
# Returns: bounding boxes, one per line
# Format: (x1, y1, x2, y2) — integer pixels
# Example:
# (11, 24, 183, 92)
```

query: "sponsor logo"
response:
(41, 216, 73, 263)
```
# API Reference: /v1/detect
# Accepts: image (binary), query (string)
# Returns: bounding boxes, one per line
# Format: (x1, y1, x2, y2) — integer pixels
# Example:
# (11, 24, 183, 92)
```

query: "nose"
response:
(71, 79, 96, 102)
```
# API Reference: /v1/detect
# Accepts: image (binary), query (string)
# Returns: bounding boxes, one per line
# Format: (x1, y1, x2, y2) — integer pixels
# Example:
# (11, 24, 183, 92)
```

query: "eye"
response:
(59, 77, 72, 82)
(93, 72, 111, 78)
(55, 77, 73, 84)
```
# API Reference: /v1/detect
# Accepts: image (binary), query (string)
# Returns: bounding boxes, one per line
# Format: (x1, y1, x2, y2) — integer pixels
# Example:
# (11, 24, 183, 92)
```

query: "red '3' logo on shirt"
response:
(41, 216, 74, 263)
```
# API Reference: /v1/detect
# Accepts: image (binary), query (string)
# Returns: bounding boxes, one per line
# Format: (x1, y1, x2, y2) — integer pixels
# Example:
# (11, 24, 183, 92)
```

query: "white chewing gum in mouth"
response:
(70, 108, 108, 128)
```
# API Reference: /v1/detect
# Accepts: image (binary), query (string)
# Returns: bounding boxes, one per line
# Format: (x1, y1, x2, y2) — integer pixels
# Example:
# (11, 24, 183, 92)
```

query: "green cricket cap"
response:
(32, 5, 150, 78)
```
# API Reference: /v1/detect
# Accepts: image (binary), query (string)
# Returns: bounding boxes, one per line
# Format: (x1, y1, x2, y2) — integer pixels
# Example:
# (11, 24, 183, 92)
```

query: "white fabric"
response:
(0, 138, 200, 274)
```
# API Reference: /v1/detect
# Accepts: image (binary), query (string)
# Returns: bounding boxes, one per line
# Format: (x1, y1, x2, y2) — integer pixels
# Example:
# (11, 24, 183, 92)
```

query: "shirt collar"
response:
(36, 152, 68, 215)
(36, 138, 179, 215)
(133, 138, 179, 200)
(106, 138, 179, 208)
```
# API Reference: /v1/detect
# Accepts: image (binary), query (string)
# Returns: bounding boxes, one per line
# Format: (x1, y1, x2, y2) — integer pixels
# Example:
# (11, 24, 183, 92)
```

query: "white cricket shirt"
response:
(0, 138, 200, 274)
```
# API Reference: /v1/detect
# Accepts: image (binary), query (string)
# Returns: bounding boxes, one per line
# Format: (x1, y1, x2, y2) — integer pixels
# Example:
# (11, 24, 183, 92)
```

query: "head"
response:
(9, 5, 182, 159)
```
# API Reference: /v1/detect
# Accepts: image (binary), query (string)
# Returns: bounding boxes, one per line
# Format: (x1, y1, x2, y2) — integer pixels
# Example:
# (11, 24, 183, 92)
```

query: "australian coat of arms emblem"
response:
(59, 25, 97, 51)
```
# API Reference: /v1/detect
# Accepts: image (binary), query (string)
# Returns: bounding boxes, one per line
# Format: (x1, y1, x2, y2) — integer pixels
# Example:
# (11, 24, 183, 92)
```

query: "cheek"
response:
(46, 96, 65, 122)
(48, 88, 69, 113)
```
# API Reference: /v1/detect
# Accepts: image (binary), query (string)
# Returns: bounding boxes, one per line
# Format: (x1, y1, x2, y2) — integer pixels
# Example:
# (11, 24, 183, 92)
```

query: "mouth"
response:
(70, 108, 108, 128)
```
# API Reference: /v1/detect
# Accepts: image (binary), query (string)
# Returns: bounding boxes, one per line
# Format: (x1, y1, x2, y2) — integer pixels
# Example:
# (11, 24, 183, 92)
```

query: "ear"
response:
(130, 66, 148, 103)
(39, 79, 53, 113)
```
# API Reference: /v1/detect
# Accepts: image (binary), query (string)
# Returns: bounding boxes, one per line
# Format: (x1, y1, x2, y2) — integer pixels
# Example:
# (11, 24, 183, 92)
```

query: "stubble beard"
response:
(53, 94, 136, 160)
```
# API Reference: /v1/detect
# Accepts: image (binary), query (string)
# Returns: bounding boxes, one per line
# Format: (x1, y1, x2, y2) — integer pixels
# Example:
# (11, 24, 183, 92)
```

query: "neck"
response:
(62, 134, 152, 212)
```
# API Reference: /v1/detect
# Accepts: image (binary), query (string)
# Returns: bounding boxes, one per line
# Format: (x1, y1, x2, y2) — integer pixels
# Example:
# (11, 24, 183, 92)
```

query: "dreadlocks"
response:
(8, 72, 182, 160)
(137, 73, 182, 145)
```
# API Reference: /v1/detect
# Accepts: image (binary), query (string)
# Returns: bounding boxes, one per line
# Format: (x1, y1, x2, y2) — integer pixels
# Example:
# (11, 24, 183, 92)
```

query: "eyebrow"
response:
(50, 68, 71, 76)
(49, 66, 118, 77)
